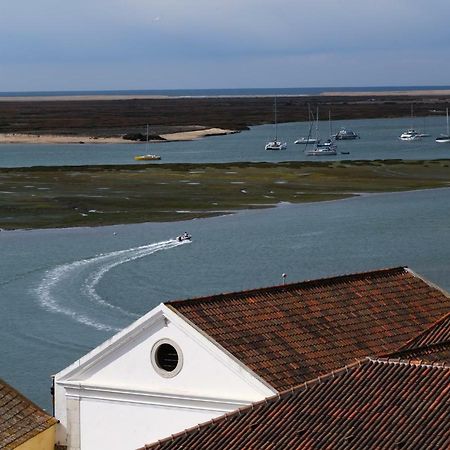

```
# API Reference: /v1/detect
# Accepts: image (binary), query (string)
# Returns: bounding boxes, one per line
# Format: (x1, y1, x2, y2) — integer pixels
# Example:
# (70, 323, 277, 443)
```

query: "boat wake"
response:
(34, 239, 186, 332)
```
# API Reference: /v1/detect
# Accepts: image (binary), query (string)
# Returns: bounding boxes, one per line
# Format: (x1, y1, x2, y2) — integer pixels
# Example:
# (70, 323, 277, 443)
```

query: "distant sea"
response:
(1, 86, 450, 98)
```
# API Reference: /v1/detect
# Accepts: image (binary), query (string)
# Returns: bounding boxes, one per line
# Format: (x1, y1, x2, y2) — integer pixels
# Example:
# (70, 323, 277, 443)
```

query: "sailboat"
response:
(134, 124, 161, 161)
(265, 98, 287, 150)
(436, 108, 450, 143)
(399, 104, 425, 141)
(305, 108, 337, 156)
(294, 104, 318, 144)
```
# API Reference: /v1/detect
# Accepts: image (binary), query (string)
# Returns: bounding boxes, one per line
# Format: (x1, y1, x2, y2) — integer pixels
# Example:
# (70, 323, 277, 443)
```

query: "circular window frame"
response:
(151, 338, 183, 378)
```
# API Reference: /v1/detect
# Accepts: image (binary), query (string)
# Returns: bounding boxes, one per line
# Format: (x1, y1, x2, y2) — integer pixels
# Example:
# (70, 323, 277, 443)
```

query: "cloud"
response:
(1, 1, 450, 89)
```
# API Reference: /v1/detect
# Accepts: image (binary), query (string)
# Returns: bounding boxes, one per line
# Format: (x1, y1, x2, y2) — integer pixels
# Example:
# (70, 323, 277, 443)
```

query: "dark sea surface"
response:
(1, 188, 450, 411)
(1, 116, 450, 167)
(1, 85, 450, 97)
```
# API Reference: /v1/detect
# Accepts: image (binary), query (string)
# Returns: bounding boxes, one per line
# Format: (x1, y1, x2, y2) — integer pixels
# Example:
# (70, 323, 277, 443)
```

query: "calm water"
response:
(1, 188, 450, 410)
(1, 116, 450, 167)
(2, 85, 450, 97)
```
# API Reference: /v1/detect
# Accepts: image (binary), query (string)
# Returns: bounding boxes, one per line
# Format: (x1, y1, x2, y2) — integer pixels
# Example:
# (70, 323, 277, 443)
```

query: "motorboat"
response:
(334, 128, 360, 140)
(134, 154, 161, 161)
(306, 140, 337, 156)
(399, 105, 426, 141)
(177, 232, 192, 242)
(265, 97, 287, 151)
(399, 129, 421, 141)
(265, 140, 287, 151)
(436, 108, 450, 143)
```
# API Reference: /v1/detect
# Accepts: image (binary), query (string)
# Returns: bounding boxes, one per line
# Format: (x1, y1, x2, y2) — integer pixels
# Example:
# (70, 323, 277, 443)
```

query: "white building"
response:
(54, 304, 274, 450)
(54, 267, 450, 450)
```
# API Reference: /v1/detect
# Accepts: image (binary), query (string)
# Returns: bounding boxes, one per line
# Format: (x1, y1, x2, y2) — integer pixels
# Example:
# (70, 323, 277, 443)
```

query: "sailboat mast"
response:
(447, 108, 449, 136)
(274, 97, 278, 141)
(329, 110, 332, 137)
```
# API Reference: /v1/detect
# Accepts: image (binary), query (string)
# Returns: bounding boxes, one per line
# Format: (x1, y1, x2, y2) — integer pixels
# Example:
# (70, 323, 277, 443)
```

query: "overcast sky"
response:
(1, 0, 450, 91)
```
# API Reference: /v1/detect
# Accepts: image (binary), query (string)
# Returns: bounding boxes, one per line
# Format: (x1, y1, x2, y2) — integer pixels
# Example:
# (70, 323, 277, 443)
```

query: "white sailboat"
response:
(294, 104, 318, 144)
(305, 108, 337, 156)
(134, 124, 161, 161)
(399, 104, 426, 141)
(436, 108, 450, 143)
(265, 98, 287, 150)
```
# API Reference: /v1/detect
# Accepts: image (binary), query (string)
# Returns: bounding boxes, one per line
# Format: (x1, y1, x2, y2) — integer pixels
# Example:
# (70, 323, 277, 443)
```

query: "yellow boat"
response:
(134, 154, 161, 161)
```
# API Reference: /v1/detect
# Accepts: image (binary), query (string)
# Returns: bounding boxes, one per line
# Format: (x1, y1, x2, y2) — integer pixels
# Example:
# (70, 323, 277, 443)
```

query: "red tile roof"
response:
(168, 267, 450, 390)
(391, 312, 450, 361)
(141, 358, 450, 450)
(0, 378, 57, 449)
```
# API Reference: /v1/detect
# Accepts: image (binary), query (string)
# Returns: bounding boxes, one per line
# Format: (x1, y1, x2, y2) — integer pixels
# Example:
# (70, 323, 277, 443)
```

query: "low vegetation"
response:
(0, 159, 449, 229)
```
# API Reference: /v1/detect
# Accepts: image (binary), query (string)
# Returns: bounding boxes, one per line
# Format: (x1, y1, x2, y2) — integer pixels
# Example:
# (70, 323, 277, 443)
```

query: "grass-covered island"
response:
(0, 159, 449, 230)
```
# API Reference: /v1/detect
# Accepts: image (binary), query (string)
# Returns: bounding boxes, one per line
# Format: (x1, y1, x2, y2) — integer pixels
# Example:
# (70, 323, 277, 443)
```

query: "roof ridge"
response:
(166, 266, 408, 307)
(396, 311, 450, 351)
(369, 356, 450, 369)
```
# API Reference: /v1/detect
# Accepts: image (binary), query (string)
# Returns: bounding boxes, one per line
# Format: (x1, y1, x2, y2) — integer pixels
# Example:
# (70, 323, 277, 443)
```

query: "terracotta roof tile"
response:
(167, 267, 450, 390)
(141, 359, 450, 450)
(0, 378, 57, 449)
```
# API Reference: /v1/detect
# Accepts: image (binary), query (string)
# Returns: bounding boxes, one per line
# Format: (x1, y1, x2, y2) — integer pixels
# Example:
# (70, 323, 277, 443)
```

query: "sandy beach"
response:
(0, 128, 236, 144)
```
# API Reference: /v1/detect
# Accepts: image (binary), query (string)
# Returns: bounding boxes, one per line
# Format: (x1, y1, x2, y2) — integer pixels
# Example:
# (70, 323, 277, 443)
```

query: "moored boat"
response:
(306, 141, 337, 156)
(134, 154, 161, 161)
(436, 108, 450, 143)
(265, 97, 287, 151)
(134, 124, 161, 160)
(334, 128, 360, 140)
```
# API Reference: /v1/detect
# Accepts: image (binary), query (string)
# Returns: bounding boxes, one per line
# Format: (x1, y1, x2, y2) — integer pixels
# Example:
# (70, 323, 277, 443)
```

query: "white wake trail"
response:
(35, 239, 185, 331)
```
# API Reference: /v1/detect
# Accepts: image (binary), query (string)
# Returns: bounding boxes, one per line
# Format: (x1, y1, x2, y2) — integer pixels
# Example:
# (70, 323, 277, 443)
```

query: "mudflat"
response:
(0, 159, 449, 230)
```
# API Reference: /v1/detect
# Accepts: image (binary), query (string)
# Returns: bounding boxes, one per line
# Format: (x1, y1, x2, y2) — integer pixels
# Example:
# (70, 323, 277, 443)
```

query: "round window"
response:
(151, 339, 183, 377)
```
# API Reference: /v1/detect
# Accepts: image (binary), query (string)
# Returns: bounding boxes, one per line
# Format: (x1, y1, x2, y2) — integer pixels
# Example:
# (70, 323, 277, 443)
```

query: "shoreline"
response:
(0, 128, 236, 144)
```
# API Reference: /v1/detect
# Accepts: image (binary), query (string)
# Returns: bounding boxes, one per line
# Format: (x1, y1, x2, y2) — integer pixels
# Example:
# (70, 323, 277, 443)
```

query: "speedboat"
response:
(134, 154, 161, 161)
(334, 128, 360, 140)
(265, 140, 287, 151)
(399, 129, 421, 141)
(177, 232, 192, 242)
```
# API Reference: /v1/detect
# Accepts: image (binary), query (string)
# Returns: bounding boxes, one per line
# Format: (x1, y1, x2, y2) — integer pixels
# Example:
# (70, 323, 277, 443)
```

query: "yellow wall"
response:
(15, 425, 56, 450)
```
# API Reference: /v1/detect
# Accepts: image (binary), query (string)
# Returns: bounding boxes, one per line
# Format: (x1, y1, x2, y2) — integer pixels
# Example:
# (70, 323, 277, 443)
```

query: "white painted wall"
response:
(80, 397, 223, 450)
(54, 305, 275, 450)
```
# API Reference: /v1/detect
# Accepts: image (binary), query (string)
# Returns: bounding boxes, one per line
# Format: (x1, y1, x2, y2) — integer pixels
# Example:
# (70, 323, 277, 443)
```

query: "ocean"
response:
(1, 85, 450, 98)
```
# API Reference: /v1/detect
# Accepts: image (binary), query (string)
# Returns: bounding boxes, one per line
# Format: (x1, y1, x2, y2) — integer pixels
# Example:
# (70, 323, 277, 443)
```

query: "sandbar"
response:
(0, 128, 236, 144)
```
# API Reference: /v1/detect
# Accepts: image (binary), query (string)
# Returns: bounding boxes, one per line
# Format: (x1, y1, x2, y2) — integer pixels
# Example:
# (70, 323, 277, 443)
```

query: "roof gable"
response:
(141, 358, 450, 450)
(55, 304, 274, 401)
(167, 267, 450, 390)
(0, 378, 57, 449)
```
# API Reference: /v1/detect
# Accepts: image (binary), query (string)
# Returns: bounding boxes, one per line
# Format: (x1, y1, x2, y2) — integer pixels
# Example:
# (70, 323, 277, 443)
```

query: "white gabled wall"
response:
(54, 304, 275, 450)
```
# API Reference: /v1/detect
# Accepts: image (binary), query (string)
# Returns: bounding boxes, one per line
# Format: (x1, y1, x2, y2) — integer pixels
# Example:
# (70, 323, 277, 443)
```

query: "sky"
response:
(1, 0, 450, 91)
